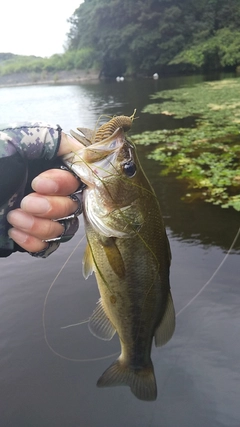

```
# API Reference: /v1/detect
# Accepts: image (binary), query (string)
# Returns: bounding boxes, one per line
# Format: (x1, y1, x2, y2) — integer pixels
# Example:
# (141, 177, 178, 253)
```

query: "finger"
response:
(31, 169, 80, 196)
(8, 228, 49, 253)
(20, 193, 78, 219)
(7, 210, 64, 240)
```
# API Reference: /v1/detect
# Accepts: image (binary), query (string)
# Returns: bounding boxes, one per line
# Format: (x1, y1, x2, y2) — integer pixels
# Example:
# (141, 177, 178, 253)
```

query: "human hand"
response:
(7, 132, 84, 255)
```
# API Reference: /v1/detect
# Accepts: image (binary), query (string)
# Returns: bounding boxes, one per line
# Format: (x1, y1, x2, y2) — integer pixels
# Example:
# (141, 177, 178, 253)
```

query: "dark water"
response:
(0, 76, 239, 427)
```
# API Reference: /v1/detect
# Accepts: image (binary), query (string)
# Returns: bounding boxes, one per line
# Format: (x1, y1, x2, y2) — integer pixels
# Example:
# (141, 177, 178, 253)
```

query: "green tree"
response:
(66, 0, 240, 75)
(2, 0, 240, 77)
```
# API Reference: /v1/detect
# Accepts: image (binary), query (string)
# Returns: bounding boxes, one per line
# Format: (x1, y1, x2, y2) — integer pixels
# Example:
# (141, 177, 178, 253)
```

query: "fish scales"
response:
(63, 115, 175, 401)
(86, 208, 169, 356)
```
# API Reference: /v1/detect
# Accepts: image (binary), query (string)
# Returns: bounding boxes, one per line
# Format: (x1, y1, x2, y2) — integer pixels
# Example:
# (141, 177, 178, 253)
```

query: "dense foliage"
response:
(131, 79, 240, 210)
(67, 0, 240, 76)
(1, 1, 240, 77)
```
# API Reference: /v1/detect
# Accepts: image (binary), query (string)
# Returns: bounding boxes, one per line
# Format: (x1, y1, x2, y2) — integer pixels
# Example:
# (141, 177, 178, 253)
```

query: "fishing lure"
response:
(70, 111, 136, 146)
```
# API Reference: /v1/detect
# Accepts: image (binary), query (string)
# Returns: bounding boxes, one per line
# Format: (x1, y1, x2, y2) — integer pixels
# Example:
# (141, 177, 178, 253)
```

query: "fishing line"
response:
(43, 234, 119, 362)
(153, 226, 240, 418)
(46, 116, 239, 364)
(60, 319, 89, 329)
(176, 226, 240, 317)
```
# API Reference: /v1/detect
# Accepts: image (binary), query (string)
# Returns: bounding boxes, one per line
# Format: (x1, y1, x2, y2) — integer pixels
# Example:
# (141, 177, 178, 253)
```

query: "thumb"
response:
(57, 131, 84, 156)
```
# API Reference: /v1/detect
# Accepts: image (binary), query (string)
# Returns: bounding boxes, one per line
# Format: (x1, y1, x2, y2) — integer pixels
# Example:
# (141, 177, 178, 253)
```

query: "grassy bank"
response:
(0, 69, 99, 88)
(0, 51, 99, 87)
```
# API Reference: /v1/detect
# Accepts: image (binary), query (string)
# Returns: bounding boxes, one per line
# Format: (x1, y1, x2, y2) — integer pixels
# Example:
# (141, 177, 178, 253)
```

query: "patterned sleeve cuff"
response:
(29, 241, 61, 258)
(0, 122, 62, 160)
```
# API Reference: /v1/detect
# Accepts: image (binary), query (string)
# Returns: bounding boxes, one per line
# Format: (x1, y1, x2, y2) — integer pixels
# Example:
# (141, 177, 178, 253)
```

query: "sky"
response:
(0, 1, 83, 57)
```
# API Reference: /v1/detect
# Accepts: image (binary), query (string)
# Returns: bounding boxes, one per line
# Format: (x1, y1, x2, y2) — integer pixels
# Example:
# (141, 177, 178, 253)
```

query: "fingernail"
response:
(8, 228, 29, 244)
(21, 196, 51, 214)
(7, 210, 34, 230)
(32, 177, 59, 193)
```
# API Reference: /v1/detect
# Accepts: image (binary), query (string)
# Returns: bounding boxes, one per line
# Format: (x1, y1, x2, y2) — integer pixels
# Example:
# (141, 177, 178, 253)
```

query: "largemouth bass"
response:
(63, 115, 175, 401)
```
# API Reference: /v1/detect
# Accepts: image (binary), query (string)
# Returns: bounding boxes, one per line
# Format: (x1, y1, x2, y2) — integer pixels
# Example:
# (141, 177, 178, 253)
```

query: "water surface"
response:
(0, 77, 239, 427)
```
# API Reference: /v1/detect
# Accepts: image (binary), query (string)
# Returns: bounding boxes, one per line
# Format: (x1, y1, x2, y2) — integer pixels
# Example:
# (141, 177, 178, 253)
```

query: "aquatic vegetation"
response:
(132, 79, 240, 211)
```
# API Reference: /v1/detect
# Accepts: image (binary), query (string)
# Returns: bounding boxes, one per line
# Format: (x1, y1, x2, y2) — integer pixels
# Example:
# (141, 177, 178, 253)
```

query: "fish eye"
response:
(122, 161, 136, 177)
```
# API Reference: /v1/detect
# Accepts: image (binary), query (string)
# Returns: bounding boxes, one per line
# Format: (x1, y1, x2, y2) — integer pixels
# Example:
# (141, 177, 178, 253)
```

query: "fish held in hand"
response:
(63, 116, 175, 401)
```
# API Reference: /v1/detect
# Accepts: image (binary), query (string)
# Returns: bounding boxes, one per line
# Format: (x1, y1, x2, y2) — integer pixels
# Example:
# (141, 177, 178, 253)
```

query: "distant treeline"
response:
(1, 0, 240, 77)
(0, 50, 94, 76)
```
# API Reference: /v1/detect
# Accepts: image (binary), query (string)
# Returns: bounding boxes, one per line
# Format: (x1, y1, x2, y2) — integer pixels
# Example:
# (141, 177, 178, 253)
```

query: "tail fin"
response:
(97, 358, 157, 401)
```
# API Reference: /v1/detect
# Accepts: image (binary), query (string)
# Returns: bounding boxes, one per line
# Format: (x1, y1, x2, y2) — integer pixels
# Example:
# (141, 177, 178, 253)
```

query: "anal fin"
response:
(89, 299, 116, 341)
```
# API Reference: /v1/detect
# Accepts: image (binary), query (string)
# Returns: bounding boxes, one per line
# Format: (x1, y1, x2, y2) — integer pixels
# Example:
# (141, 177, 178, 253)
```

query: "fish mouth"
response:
(63, 127, 128, 185)
(80, 128, 124, 163)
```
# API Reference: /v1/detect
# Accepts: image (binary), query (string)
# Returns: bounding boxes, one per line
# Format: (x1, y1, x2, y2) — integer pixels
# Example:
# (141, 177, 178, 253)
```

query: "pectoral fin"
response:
(82, 243, 94, 279)
(89, 299, 116, 340)
(154, 292, 175, 347)
(101, 237, 125, 279)
(165, 231, 172, 266)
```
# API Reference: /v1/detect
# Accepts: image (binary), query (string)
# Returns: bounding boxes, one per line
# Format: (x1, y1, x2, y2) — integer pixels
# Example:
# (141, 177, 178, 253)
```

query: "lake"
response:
(0, 76, 239, 427)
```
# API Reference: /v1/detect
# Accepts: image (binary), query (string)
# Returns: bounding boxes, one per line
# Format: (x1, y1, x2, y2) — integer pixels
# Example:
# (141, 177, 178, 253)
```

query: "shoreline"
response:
(0, 69, 100, 88)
